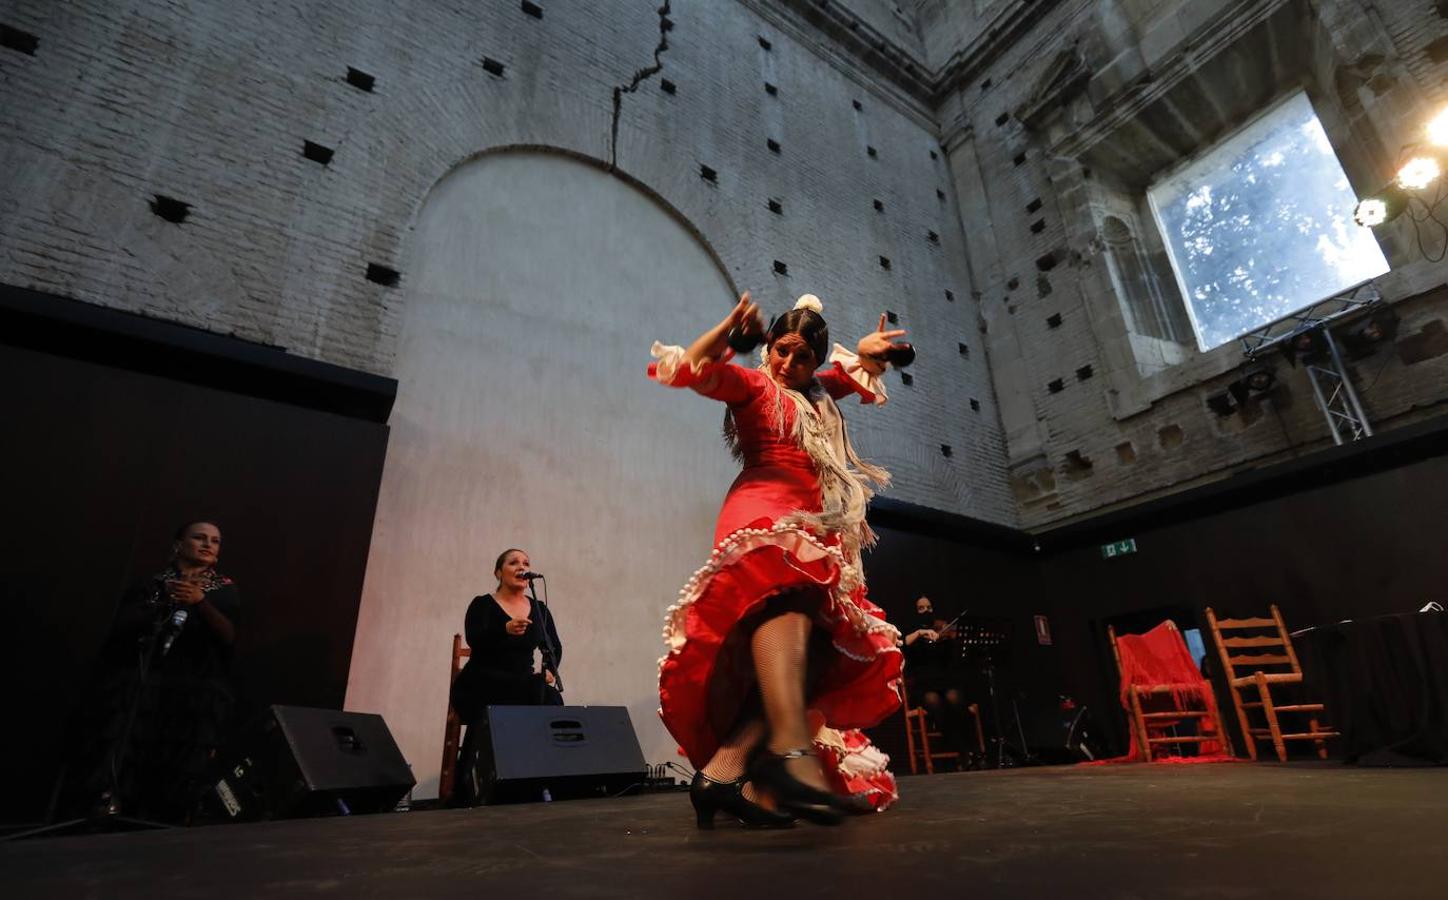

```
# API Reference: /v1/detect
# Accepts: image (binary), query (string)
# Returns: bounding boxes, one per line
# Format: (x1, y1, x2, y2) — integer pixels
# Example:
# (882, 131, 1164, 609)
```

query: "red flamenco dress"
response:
(648, 340, 903, 808)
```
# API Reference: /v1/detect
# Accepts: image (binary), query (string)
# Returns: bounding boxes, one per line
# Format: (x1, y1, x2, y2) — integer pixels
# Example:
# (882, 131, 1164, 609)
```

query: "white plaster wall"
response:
(344, 151, 741, 798)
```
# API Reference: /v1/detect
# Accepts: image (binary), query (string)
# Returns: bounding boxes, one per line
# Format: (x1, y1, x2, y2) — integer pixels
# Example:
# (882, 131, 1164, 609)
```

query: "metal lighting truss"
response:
(1239, 281, 1382, 445)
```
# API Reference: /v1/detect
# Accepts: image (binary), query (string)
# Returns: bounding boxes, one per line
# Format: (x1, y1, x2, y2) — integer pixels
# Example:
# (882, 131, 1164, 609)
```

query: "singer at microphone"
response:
(448, 547, 565, 805)
(62, 520, 242, 824)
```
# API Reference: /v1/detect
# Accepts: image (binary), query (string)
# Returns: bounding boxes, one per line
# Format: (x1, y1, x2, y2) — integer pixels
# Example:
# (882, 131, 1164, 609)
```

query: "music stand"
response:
(956, 617, 1032, 768)
(5, 602, 176, 841)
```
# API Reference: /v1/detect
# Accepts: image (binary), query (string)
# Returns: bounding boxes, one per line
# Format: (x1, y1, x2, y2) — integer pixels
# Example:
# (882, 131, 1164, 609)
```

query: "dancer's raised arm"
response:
(649, 292, 765, 400)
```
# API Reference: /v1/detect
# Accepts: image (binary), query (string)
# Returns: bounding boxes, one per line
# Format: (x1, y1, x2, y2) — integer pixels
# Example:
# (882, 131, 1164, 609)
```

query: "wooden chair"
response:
(1108, 621, 1232, 761)
(901, 684, 983, 774)
(1205, 605, 1337, 761)
(437, 633, 471, 802)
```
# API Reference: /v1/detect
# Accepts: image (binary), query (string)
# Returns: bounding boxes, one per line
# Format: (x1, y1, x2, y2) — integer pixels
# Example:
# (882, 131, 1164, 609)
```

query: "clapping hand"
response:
(165, 578, 206, 606)
(505, 617, 532, 636)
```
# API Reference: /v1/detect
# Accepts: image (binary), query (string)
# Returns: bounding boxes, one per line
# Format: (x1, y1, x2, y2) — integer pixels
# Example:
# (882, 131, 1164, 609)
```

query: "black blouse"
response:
(451, 594, 563, 721)
(101, 568, 241, 679)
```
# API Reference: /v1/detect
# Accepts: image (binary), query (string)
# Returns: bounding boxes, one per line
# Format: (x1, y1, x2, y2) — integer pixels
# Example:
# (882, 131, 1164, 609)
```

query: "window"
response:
(1147, 91, 1389, 351)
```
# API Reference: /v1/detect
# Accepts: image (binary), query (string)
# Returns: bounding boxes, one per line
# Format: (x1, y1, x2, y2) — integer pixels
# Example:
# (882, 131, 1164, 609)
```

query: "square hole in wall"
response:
(700, 164, 718, 183)
(970, 398, 981, 411)
(1029, 219, 1046, 234)
(926, 230, 939, 244)
(2, 23, 40, 55)
(1013, 152, 1026, 166)
(879, 256, 891, 270)
(958, 342, 969, 356)
(852, 99, 863, 111)
(521, 0, 543, 18)
(302, 140, 335, 165)
(661, 79, 676, 95)
(758, 35, 772, 51)
(900, 372, 913, 386)
(1046, 313, 1062, 328)
(944, 289, 955, 302)
(366, 263, 400, 286)
(768, 198, 783, 215)
(873, 198, 884, 212)
(1026, 198, 1042, 213)
(149, 195, 190, 224)
(1047, 378, 1064, 393)
(767, 138, 781, 154)
(482, 56, 506, 77)
(995, 112, 1009, 126)
(345, 66, 375, 92)
(1076, 364, 1094, 381)
(764, 81, 778, 96)
(773, 260, 789, 275)
(940, 444, 953, 458)
(936, 188, 946, 201)
(885, 310, 898, 324)
(866, 146, 878, 158)
(929, 149, 938, 160)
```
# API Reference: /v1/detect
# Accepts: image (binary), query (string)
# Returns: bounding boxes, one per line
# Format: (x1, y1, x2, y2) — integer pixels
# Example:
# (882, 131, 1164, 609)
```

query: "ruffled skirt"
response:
(658, 520, 902, 788)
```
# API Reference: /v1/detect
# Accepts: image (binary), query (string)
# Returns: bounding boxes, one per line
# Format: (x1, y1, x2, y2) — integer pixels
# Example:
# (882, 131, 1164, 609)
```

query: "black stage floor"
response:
(5, 763, 1446, 899)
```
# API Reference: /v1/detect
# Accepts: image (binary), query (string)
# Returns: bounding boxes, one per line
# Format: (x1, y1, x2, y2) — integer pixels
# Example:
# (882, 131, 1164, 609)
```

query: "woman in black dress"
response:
(449, 548, 563, 803)
(66, 521, 241, 823)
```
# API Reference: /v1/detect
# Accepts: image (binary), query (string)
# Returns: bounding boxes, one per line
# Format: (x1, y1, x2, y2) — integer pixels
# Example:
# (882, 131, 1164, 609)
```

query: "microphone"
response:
(520, 571, 544, 581)
(159, 607, 189, 656)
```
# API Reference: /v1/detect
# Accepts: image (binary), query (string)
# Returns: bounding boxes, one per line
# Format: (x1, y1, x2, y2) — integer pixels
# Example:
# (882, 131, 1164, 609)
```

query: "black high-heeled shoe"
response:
(690, 772, 795, 830)
(748, 748, 847, 826)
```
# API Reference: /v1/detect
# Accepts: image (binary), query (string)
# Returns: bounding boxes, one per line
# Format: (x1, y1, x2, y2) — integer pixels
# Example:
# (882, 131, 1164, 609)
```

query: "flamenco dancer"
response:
(649, 291, 909, 828)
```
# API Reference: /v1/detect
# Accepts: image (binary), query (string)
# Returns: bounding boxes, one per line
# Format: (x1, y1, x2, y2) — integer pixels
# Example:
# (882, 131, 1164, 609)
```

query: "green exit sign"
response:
(1101, 538, 1138, 559)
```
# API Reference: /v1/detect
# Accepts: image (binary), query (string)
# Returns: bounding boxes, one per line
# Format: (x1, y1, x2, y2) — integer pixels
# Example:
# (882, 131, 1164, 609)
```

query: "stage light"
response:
(1353, 197, 1387, 227)
(1243, 367, 1276, 393)
(1206, 392, 1238, 417)
(1227, 365, 1276, 407)
(1280, 328, 1328, 367)
(1339, 307, 1401, 358)
(1352, 183, 1407, 228)
(1428, 106, 1448, 148)
(1396, 156, 1441, 190)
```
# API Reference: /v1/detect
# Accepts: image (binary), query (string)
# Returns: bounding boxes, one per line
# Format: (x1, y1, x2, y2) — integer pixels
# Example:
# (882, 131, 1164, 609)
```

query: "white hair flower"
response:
(794, 294, 824, 313)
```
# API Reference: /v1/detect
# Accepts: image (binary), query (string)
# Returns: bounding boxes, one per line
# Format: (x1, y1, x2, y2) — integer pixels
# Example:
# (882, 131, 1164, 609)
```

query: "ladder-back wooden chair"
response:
(1108, 621, 1232, 761)
(1205, 605, 1337, 761)
(901, 683, 984, 774)
(438, 633, 471, 802)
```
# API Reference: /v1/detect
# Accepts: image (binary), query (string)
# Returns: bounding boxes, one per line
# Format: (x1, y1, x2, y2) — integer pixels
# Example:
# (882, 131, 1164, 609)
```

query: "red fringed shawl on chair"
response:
(1108, 620, 1233, 763)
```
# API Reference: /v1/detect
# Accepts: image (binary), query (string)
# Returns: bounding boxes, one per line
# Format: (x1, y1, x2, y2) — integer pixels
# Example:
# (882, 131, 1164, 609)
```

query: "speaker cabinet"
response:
(205, 705, 414, 822)
(464, 705, 646, 804)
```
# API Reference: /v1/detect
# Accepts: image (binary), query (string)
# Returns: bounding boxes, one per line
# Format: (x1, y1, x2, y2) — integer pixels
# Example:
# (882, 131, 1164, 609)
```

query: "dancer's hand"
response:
(505, 617, 531, 636)
(704, 292, 762, 359)
(683, 292, 762, 391)
(858, 313, 907, 373)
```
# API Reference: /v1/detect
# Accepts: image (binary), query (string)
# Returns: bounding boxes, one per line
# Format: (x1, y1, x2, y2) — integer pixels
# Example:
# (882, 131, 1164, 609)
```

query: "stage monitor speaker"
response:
(466, 705, 646, 804)
(204, 705, 415, 822)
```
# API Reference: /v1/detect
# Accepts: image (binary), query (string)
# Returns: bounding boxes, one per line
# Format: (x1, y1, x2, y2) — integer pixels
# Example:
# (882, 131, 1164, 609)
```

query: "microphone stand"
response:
(7, 596, 176, 841)
(526, 578, 563, 698)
